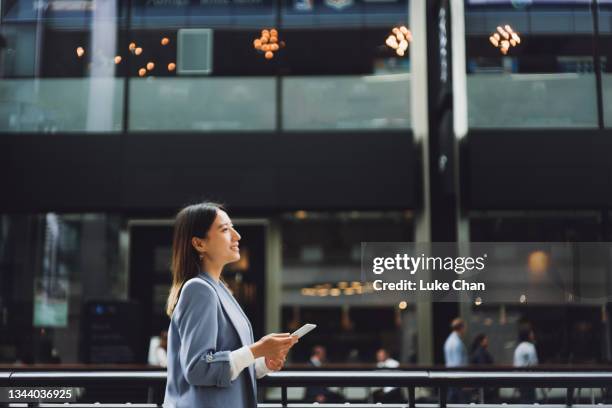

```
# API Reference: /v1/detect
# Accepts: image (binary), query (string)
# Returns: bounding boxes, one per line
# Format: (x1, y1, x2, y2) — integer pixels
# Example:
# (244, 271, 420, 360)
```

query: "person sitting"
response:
(304, 345, 344, 403)
(372, 348, 403, 403)
(470, 333, 497, 402)
(514, 326, 539, 404)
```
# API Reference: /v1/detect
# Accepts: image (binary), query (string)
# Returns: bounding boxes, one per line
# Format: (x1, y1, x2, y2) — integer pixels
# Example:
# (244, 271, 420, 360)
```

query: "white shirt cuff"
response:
(229, 345, 255, 381)
(255, 356, 273, 379)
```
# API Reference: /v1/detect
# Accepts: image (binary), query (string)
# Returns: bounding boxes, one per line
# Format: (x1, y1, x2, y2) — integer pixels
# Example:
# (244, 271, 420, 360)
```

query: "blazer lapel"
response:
(198, 272, 258, 397)
(198, 273, 252, 349)
(224, 286, 254, 341)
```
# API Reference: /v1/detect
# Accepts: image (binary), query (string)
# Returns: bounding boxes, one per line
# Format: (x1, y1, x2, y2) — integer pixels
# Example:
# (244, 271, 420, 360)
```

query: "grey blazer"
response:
(164, 272, 257, 408)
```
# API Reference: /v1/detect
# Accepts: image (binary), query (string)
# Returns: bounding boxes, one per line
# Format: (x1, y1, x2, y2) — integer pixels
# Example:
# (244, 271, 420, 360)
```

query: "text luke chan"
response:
(373, 279, 485, 291)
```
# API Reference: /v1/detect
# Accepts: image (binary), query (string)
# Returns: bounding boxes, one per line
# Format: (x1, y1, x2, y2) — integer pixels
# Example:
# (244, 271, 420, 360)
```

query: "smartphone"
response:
(291, 323, 317, 338)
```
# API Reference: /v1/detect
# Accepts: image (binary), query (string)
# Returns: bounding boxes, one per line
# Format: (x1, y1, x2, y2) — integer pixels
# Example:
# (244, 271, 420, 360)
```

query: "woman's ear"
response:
(191, 236, 206, 254)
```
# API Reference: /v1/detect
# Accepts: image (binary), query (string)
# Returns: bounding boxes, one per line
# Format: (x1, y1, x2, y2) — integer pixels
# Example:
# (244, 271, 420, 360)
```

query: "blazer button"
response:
(206, 354, 214, 362)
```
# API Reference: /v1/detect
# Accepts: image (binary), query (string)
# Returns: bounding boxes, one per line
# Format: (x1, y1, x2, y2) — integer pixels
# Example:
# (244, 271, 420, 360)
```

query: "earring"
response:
(198, 253, 204, 260)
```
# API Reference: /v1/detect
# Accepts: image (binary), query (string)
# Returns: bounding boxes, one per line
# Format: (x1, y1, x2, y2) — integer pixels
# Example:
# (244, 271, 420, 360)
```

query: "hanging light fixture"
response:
(489, 25, 521, 55)
(385, 25, 412, 57)
(253, 28, 285, 60)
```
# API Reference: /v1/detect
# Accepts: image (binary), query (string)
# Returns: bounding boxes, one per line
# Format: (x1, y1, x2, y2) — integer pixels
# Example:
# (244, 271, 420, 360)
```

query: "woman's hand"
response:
(250, 333, 298, 360)
(264, 356, 285, 371)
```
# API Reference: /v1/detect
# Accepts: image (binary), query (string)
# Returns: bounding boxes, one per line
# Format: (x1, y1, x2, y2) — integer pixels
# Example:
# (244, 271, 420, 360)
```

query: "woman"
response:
(164, 202, 298, 408)
(470, 333, 493, 365)
(470, 333, 497, 403)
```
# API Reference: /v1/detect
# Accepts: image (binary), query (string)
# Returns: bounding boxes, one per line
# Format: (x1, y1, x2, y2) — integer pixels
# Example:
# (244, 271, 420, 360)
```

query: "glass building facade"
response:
(1, 4, 612, 405)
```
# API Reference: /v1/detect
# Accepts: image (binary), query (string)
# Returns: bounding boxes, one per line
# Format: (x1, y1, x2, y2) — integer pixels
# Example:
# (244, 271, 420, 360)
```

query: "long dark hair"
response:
(471, 333, 487, 354)
(165, 202, 224, 317)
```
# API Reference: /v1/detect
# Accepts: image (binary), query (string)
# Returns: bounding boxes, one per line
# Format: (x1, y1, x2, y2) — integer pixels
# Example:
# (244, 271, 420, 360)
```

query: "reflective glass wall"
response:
(279, 211, 415, 364)
(0, 0, 412, 132)
(598, 0, 612, 127)
(465, 0, 600, 128)
(0, 0, 126, 132)
(0, 214, 125, 363)
(469, 212, 612, 365)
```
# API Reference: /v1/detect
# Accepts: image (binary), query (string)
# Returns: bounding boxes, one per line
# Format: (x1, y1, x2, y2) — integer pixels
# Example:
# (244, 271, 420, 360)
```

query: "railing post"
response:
(567, 387, 574, 407)
(408, 386, 416, 408)
(439, 386, 447, 408)
(281, 385, 287, 407)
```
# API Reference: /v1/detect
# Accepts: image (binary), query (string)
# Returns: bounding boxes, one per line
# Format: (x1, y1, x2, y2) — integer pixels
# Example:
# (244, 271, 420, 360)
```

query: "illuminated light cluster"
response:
(80, 36, 175, 75)
(385, 26, 412, 57)
(253, 29, 285, 60)
(301, 281, 374, 297)
(489, 25, 521, 55)
(128, 42, 143, 56)
(138, 62, 156, 77)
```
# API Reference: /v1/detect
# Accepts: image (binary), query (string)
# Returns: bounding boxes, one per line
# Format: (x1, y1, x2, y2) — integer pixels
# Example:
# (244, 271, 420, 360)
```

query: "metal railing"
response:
(1, 369, 612, 407)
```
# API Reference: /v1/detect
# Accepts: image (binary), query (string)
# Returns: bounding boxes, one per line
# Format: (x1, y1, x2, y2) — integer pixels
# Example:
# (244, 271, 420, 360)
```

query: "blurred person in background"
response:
(304, 345, 344, 403)
(514, 325, 538, 404)
(444, 318, 468, 403)
(148, 330, 169, 367)
(157, 331, 168, 367)
(372, 348, 403, 403)
(470, 333, 496, 402)
(470, 333, 493, 365)
(309, 345, 326, 368)
(376, 348, 399, 369)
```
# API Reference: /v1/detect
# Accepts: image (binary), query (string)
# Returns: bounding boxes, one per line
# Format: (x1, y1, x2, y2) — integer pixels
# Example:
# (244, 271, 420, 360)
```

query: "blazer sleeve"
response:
(175, 281, 232, 387)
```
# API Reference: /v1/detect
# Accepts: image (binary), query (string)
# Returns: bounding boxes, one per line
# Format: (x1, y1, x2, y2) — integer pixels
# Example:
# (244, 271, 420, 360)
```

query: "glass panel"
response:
(280, 0, 411, 131)
(465, 0, 598, 128)
(125, 0, 279, 132)
(0, 213, 124, 364)
(598, 1, 612, 127)
(602, 74, 612, 127)
(468, 73, 597, 128)
(283, 74, 410, 130)
(280, 211, 414, 364)
(469, 214, 608, 366)
(129, 77, 276, 131)
(0, 78, 124, 132)
(0, 0, 125, 133)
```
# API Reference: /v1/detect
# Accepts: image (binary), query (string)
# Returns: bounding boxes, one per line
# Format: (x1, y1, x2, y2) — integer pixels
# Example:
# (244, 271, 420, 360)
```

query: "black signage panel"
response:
(80, 301, 144, 364)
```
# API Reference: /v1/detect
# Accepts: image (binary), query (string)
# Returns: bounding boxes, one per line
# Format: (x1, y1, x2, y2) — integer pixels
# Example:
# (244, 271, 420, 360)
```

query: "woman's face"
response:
(197, 209, 241, 266)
